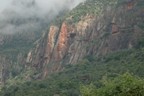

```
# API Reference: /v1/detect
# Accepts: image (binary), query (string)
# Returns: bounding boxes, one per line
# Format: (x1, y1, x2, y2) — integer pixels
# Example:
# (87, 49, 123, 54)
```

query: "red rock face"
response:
(127, 2, 134, 10)
(31, 1, 144, 78)
(43, 26, 59, 77)
(44, 26, 59, 64)
(125, 0, 136, 10)
(55, 22, 68, 61)
(43, 23, 69, 77)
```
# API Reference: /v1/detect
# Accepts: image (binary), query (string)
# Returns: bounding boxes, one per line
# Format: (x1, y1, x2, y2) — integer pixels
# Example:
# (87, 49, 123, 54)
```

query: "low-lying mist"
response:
(0, 0, 85, 34)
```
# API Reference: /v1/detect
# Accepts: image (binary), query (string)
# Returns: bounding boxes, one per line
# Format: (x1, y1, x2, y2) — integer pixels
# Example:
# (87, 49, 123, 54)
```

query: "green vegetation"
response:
(1, 48, 144, 96)
(80, 73, 144, 96)
(0, 32, 36, 80)
(50, 9, 69, 26)
(0, 0, 144, 96)
(0, 33, 35, 62)
(66, 0, 117, 23)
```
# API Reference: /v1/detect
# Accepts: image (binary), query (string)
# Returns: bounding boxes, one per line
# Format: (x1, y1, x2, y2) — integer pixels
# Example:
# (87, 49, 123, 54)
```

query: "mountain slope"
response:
(25, 0, 144, 78)
(1, 48, 144, 96)
(0, 0, 144, 95)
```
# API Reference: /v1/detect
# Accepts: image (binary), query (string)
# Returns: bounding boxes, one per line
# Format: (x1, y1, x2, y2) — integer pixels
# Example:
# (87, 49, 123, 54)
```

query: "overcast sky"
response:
(0, 0, 85, 34)
(0, 0, 85, 13)
(0, 0, 12, 12)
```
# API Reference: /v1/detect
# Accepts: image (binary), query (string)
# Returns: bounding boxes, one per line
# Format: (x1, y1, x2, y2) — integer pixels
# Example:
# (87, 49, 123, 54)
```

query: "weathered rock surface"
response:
(27, 0, 144, 78)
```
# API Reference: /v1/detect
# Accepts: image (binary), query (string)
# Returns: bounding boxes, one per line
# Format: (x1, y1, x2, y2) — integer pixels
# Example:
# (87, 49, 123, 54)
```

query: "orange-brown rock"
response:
(44, 26, 59, 64)
(55, 22, 68, 61)
(126, 0, 135, 10)
(29, 2, 144, 79)
(43, 23, 69, 77)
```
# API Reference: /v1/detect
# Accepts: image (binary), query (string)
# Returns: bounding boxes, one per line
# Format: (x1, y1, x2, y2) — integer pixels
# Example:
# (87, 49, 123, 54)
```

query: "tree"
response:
(80, 73, 144, 96)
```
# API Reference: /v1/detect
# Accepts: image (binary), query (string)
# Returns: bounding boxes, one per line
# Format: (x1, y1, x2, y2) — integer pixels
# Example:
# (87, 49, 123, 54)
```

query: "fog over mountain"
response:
(0, 0, 85, 34)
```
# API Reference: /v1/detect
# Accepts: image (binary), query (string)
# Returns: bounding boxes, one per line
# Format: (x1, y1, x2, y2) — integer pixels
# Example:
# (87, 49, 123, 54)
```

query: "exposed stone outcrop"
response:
(126, 0, 136, 10)
(27, 0, 144, 78)
(44, 26, 59, 64)
(26, 51, 32, 63)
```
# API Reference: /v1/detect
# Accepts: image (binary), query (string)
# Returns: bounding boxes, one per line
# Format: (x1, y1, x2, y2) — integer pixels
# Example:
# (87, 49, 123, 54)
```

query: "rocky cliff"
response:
(24, 0, 144, 78)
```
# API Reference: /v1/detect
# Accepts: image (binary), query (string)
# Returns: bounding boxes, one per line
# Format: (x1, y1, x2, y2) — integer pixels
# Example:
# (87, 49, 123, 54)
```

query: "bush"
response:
(80, 73, 144, 96)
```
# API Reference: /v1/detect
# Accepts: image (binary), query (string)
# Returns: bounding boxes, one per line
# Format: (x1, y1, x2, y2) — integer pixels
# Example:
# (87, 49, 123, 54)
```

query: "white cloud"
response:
(0, 0, 85, 34)
(0, 0, 12, 12)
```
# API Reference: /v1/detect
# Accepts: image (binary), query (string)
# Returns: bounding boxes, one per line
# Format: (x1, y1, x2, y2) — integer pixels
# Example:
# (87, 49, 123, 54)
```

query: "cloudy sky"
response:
(0, 0, 85, 34)
(0, 0, 12, 12)
(0, 0, 85, 12)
